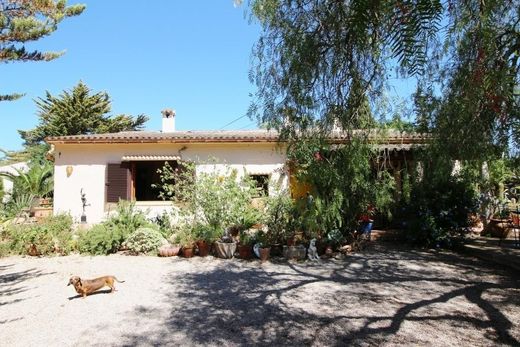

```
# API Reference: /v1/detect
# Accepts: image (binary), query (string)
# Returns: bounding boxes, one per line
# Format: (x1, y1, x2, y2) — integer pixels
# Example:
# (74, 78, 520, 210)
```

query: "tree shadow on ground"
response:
(119, 245, 520, 346)
(0, 263, 56, 306)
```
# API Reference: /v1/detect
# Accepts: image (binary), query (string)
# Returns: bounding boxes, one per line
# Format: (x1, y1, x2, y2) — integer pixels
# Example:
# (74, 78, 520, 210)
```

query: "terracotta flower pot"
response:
(238, 244, 252, 259)
(158, 245, 181, 257)
(182, 246, 195, 258)
(27, 244, 40, 256)
(196, 240, 210, 257)
(485, 218, 511, 239)
(259, 247, 270, 262)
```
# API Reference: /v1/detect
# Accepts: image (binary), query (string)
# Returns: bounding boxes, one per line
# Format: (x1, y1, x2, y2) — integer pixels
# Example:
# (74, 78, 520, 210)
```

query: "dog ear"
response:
(78, 278, 82, 287)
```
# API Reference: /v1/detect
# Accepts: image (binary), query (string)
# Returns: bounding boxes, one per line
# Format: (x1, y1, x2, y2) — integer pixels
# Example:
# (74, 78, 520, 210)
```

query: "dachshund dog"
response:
(68, 275, 125, 298)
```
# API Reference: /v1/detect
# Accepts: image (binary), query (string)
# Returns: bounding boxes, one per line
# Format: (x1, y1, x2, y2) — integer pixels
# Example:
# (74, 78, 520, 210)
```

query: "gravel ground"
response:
(1, 245, 519, 347)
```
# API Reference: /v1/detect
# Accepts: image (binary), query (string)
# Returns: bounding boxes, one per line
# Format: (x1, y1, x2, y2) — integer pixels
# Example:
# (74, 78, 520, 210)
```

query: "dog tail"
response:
(114, 277, 125, 283)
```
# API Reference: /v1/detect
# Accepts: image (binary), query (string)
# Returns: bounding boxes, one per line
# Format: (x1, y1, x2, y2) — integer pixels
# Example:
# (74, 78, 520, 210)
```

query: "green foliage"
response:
(19, 81, 148, 146)
(249, 0, 519, 159)
(150, 211, 173, 239)
(0, 241, 10, 257)
(78, 224, 124, 255)
(0, 146, 50, 169)
(288, 136, 396, 238)
(6, 214, 74, 255)
(78, 200, 149, 255)
(264, 191, 293, 244)
(122, 227, 166, 255)
(192, 223, 220, 242)
(171, 220, 197, 247)
(0, 161, 53, 199)
(0, 0, 85, 101)
(107, 200, 149, 236)
(400, 175, 478, 248)
(249, 0, 443, 134)
(156, 161, 260, 232)
(4, 193, 35, 218)
(239, 229, 257, 246)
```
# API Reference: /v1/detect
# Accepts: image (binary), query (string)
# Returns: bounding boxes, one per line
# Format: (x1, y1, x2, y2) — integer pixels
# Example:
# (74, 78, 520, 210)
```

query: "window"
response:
(106, 161, 177, 203)
(250, 174, 269, 197)
(133, 161, 177, 201)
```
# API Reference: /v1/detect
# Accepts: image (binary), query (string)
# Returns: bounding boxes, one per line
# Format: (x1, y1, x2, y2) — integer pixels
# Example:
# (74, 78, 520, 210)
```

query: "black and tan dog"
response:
(68, 275, 125, 298)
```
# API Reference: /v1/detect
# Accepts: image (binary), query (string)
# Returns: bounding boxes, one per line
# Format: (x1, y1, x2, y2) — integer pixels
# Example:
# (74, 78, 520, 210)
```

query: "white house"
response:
(46, 111, 423, 224)
(0, 161, 29, 203)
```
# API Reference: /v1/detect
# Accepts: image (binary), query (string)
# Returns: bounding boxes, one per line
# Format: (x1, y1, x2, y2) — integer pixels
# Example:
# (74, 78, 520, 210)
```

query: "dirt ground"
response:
(1, 244, 519, 347)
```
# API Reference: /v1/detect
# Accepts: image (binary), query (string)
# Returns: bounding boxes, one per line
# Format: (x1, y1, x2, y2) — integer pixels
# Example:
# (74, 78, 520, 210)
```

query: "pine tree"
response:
(0, 0, 85, 101)
(19, 81, 149, 146)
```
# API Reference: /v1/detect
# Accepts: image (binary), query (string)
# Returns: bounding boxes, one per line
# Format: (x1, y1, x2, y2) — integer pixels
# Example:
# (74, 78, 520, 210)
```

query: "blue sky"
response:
(0, 1, 261, 151)
(0, 0, 416, 152)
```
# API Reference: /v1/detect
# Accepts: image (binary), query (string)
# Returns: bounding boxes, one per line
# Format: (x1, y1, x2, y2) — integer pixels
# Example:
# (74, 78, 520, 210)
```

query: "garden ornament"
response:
(80, 189, 90, 223)
(253, 243, 261, 258)
(307, 238, 320, 261)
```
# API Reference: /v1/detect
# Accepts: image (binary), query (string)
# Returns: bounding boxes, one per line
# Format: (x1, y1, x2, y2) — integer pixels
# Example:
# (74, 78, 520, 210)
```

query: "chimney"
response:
(161, 108, 176, 132)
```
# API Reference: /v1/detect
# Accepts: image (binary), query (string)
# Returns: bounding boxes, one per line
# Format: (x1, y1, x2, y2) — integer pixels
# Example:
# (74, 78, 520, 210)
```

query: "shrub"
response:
(0, 241, 11, 257)
(264, 191, 293, 244)
(78, 223, 126, 255)
(123, 227, 166, 254)
(400, 176, 478, 248)
(150, 211, 173, 238)
(79, 200, 152, 255)
(7, 214, 74, 255)
(107, 200, 149, 237)
(191, 222, 223, 242)
(155, 161, 260, 232)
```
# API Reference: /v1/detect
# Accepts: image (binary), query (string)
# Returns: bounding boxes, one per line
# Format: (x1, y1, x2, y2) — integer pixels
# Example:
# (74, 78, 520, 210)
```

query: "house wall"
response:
(52, 142, 288, 223)
(0, 162, 29, 203)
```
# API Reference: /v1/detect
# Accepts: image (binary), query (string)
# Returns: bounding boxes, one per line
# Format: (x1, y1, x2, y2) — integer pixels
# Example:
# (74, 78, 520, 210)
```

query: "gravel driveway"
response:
(1, 245, 519, 346)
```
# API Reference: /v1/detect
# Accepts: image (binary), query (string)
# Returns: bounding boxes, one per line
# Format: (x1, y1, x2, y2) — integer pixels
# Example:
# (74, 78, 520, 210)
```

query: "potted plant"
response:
(193, 224, 215, 257)
(486, 206, 512, 239)
(174, 224, 196, 258)
(264, 192, 292, 256)
(254, 229, 272, 262)
(237, 230, 256, 259)
(214, 228, 237, 259)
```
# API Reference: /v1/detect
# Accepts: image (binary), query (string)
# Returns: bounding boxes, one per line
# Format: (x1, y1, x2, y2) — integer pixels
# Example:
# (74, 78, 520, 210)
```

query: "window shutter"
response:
(106, 163, 130, 202)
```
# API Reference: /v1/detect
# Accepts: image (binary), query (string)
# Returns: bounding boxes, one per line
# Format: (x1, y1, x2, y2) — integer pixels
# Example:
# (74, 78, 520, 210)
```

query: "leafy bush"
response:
(0, 241, 11, 257)
(400, 176, 478, 248)
(264, 191, 293, 244)
(7, 214, 74, 255)
(150, 211, 173, 238)
(192, 223, 220, 242)
(78, 200, 152, 255)
(107, 200, 149, 236)
(287, 137, 396, 239)
(156, 161, 261, 232)
(171, 219, 197, 247)
(122, 227, 166, 254)
(78, 224, 126, 255)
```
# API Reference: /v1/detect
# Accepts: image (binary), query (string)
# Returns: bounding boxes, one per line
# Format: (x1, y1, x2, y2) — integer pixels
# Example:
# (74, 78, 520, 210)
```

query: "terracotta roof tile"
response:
(45, 129, 428, 145)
